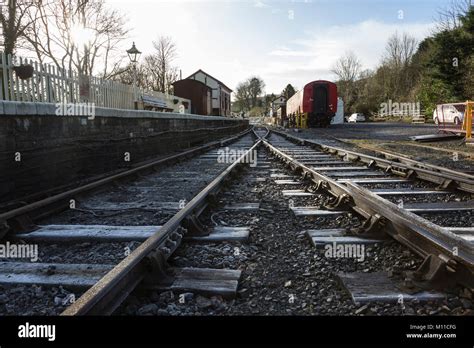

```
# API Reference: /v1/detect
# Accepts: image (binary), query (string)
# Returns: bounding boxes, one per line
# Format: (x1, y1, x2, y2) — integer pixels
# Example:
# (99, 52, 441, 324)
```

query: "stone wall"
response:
(0, 101, 248, 203)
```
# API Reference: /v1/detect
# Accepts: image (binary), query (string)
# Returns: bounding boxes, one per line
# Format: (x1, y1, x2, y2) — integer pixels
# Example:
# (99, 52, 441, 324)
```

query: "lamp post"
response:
(126, 42, 141, 106)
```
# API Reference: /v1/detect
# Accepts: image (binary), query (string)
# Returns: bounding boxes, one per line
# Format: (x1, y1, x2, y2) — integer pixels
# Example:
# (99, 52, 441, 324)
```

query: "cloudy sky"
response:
(108, 0, 450, 95)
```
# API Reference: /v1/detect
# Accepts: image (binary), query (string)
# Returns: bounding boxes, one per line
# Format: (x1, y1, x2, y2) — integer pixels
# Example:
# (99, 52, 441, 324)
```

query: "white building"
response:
(186, 69, 232, 116)
(270, 95, 286, 117)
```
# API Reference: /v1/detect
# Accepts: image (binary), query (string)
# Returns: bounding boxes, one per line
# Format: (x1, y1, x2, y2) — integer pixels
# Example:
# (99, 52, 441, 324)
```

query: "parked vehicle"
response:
(347, 113, 366, 123)
(433, 105, 464, 125)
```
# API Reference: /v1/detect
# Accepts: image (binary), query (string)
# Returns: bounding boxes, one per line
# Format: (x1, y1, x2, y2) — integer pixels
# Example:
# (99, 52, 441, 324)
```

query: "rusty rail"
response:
(272, 129, 474, 193)
(263, 131, 473, 290)
(61, 131, 262, 315)
(0, 128, 251, 239)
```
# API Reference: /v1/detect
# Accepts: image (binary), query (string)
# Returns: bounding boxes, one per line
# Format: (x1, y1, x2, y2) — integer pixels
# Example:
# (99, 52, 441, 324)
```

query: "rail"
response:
(62, 132, 262, 315)
(271, 129, 474, 193)
(263, 129, 473, 290)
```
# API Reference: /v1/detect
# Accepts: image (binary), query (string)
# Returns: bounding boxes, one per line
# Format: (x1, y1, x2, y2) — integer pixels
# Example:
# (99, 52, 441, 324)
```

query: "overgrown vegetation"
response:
(333, 2, 474, 117)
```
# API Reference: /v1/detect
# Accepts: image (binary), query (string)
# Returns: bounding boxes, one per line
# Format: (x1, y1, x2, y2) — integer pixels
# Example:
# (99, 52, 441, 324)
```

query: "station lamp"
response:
(126, 42, 142, 64)
(126, 42, 142, 103)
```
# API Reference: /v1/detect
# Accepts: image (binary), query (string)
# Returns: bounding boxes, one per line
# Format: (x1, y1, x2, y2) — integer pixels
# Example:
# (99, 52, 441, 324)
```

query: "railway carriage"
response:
(286, 80, 338, 128)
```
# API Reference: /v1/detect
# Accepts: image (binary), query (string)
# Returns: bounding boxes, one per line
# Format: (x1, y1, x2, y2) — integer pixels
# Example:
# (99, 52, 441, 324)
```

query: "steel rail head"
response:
(0, 128, 252, 238)
(270, 129, 474, 192)
(61, 139, 261, 315)
(263, 133, 474, 289)
(252, 126, 270, 139)
(261, 137, 349, 198)
(344, 181, 473, 263)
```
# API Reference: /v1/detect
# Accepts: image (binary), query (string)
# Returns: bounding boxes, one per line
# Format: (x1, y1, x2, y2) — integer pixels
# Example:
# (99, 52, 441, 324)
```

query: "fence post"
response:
(0, 51, 6, 100)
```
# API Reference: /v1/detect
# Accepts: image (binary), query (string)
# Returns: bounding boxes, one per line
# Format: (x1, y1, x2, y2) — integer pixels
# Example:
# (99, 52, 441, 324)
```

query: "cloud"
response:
(262, 19, 434, 92)
(254, 0, 270, 8)
(269, 47, 317, 57)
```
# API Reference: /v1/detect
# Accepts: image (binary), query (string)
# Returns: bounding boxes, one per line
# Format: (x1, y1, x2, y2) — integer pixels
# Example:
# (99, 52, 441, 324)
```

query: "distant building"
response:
(172, 79, 212, 116)
(271, 95, 286, 117)
(186, 69, 232, 116)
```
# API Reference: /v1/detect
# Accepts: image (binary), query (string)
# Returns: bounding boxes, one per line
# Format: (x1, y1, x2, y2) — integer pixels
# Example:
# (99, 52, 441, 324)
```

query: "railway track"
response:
(263, 129, 473, 302)
(114, 127, 472, 316)
(0, 129, 259, 315)
(0, 126, 472, 316)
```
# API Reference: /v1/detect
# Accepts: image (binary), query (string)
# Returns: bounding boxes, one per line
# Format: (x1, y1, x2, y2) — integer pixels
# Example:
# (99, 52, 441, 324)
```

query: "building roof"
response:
(186, 69, 233, 92)
(273, 95, 286, 102)
(172, 78, 211, 90)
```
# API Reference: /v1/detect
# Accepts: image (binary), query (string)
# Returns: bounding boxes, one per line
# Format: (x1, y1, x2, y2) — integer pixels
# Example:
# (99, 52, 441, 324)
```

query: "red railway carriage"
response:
(286, 80, 338, 127)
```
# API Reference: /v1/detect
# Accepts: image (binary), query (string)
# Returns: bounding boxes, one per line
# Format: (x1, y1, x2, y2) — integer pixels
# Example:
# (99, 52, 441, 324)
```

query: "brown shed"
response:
(172, 79, 212, 116)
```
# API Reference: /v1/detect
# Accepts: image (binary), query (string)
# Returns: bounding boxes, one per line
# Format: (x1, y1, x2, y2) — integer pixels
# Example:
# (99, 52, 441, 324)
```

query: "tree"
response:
(0, 0, 38, 55)
(383, 32, 417, 68)
(234, 81, 249, 112)
(332, 51, 361, 82)
(415, 7, 474, 102)
(332, 51, 362, 113)
(114, 37, 180, 93)
(142, 36, 179, 93)
(436, 0, 473, 31)
(248, 76, 265, 108)
(282, 84, 296, 100)
(263, 93, 276, 116)
(381, 32, 418, 100)
(327, 5, 474, 118)
(234, 76, 266, 112)
(23, 0, 129, 76)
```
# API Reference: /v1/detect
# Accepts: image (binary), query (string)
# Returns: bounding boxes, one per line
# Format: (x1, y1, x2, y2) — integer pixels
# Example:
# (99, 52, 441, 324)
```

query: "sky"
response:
(107, 0, 452, 95)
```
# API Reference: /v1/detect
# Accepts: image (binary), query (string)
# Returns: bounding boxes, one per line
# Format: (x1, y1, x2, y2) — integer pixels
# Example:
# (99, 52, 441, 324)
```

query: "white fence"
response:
(0, 51, 189, 112)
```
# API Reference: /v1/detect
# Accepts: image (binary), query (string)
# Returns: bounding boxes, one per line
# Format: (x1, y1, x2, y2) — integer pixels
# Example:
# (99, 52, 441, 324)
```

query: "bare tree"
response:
(332, 52, 362, 112)
(383, 32, 417, 68)
(23, 0, 129, 76)
(331, 51, 362, 82)
(381, 32, 418, 99)
(0, 0, 39, 54)
(436, 0, 473, 31)
(114, 37, 179, 93)
(138, 36, 178, 93)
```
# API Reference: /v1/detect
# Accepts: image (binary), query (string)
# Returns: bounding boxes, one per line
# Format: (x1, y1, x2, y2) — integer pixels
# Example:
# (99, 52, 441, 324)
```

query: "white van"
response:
(433, 105, 464, 125)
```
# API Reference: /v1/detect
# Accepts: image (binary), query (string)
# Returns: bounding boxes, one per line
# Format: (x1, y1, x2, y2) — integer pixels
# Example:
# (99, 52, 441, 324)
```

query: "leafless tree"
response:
(381, 32, 418, 99)
(332, 52, 362, 112)
(0, 0, 39, 55)
(383, 32, 417, 68)
(331, 51, 362, 82)
(137, 36, 178, 93)
(114, 37, 180, 93)
(436, 0, 473, 31)
(23, 0, 129, 76)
